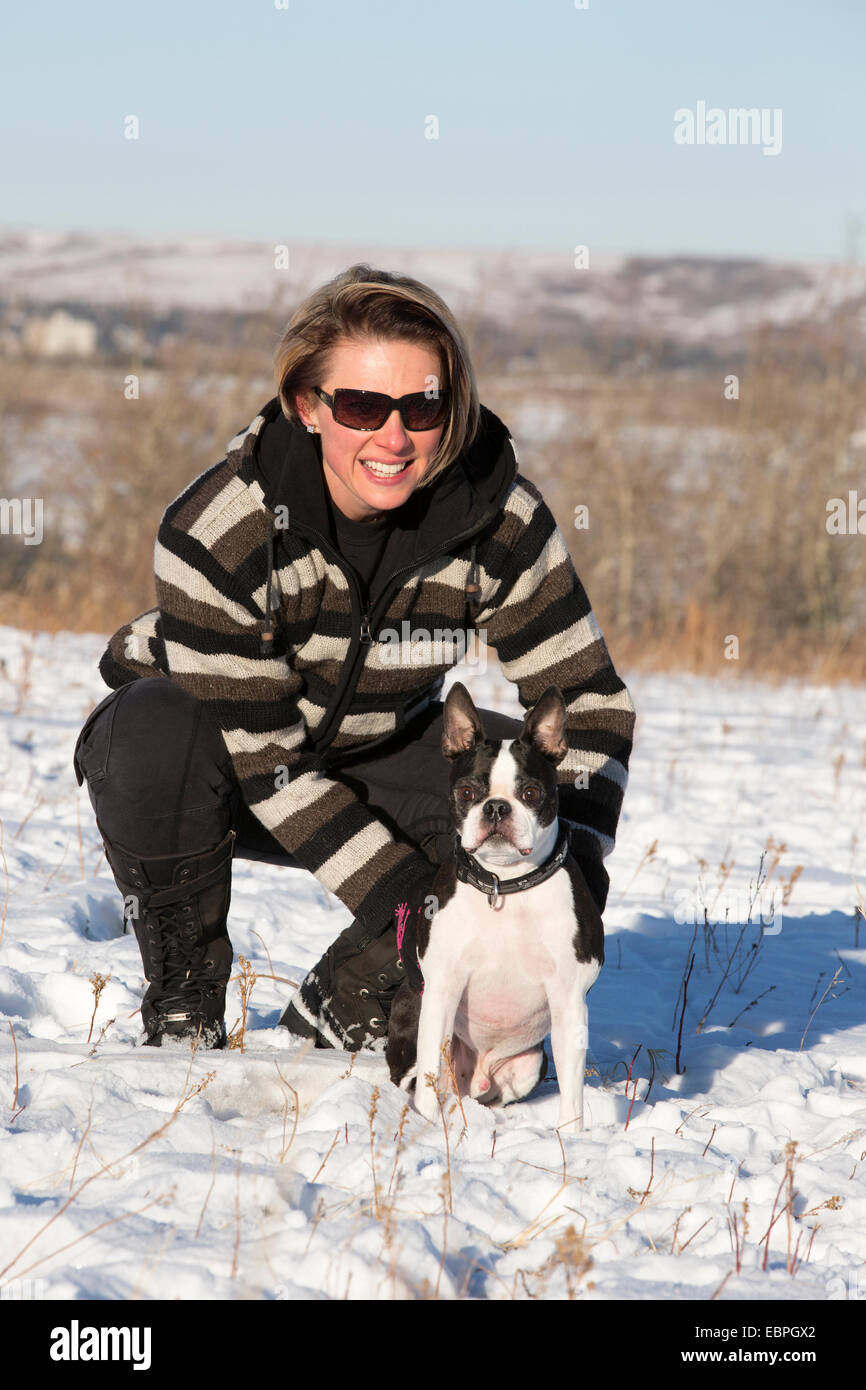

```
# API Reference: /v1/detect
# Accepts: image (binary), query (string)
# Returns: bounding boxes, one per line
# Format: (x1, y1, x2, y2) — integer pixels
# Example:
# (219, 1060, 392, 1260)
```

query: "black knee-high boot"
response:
(279, 828, 448, 1052)
(101, 829, 236, 1047)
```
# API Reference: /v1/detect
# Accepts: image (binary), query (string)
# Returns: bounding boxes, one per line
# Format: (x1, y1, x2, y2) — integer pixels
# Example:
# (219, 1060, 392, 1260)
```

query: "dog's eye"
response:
(455, 785, 476, 803)
(521, 785, 542, 804)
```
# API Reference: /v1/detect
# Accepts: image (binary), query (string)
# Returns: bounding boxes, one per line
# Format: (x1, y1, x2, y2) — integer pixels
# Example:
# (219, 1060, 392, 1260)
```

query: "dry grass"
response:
(1, 302, 864, 682)
(1, 1030, 835, 1298)
(760, 1141, 801, 1274)
(1, 313, 859, 1293)
(689, 844, 800, 1033)
(727, 1197, 749, 1274)
(273, 1061, 301, 1164)
(520, 1223, 594, 1300)
(86, 971, 110, 1044)
(226, 955, 257, 1053)
(800, 966, 846, 1051)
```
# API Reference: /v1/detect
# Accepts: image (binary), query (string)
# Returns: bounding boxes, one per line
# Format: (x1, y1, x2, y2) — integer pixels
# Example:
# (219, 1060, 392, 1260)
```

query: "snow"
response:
(1, 625, 865, 1301)
(3, 225, 865, 350)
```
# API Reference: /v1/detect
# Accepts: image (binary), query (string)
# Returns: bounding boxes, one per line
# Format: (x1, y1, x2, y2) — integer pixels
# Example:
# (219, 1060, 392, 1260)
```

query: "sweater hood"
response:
(251, 395, 518, 559)
(245, 396, 519, 640)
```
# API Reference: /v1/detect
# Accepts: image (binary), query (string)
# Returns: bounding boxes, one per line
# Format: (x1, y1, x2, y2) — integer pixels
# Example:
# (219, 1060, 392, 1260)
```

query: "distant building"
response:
(22, 309, 98, 358)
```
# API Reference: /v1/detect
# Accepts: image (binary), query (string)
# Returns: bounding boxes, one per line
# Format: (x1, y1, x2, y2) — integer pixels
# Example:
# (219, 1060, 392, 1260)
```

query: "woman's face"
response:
(296, 337, 446, 523)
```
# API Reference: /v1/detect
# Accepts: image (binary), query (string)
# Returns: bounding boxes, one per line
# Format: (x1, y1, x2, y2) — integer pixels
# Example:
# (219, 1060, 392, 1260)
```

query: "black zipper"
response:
(359, 596, 373, 646)
(288, 516, 495, 755)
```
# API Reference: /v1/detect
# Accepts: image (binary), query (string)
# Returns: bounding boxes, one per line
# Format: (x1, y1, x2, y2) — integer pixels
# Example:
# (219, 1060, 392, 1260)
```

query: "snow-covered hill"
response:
(0, 625, 864, 1301)
(2, 226, 865, 355)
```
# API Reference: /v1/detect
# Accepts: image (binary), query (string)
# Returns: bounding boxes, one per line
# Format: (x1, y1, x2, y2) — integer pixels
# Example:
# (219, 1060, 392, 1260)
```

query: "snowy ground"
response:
(1, 624, 865, 1302)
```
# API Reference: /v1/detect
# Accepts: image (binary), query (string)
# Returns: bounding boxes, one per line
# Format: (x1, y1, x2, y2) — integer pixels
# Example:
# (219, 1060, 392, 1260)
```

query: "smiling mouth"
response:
(359, 458, 413, 478)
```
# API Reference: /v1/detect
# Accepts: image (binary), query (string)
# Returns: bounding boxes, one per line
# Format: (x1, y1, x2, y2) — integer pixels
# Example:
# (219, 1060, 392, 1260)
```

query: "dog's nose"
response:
(483, 799, 511, 823)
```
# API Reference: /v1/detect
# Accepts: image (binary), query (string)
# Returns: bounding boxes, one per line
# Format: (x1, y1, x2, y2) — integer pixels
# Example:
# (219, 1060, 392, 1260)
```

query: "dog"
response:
(386, 681, 604, 1134)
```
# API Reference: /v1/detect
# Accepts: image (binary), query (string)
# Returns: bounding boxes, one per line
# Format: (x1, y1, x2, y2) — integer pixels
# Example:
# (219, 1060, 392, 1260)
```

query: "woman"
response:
(73, 263, 636, 1052)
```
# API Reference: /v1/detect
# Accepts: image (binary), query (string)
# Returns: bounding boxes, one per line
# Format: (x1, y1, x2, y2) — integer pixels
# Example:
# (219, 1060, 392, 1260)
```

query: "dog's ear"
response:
(520, 685, 568, 764)
(441, 682, 485, 758)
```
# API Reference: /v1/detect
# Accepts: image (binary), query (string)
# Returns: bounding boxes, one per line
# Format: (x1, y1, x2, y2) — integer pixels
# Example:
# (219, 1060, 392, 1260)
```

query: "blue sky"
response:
(2, 0, 863, 262)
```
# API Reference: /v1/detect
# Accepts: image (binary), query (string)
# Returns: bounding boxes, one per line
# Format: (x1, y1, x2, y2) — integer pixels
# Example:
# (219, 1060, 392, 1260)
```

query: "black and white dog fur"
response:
(386, 682, 604, 1134)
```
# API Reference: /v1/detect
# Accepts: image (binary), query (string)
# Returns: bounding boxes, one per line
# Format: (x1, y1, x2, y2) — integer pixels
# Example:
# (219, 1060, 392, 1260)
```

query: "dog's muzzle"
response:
(454, 824, 571, 908)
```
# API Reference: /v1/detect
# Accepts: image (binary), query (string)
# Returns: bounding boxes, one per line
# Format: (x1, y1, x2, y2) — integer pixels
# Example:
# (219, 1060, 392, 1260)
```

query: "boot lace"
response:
(144, 907, 222, 1017)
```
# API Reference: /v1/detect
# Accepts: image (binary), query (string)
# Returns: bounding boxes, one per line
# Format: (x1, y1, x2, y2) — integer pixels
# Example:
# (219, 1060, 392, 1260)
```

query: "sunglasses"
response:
(313, 385, 449, 432)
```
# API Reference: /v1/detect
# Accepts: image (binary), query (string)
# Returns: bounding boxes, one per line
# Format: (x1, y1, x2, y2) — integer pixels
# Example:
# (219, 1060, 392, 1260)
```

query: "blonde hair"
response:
(273, 263, 480, 486)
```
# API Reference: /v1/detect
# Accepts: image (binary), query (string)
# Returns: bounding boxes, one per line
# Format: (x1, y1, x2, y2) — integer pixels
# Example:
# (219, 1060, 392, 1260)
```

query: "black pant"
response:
(72, 678, 523, 865)
(73, 678, 609, 912)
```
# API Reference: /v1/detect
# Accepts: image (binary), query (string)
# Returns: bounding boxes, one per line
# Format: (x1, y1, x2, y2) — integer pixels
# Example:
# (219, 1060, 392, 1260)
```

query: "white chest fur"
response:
(414, 866, 601, 1134)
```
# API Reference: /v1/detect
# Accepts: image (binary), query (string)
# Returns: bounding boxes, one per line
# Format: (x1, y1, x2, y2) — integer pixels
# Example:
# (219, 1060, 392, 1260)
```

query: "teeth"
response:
(362, 459, 410, 476)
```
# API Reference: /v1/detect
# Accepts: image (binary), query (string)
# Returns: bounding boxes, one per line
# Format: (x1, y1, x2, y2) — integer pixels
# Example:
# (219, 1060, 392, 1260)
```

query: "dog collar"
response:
(454, 824, 571, 909)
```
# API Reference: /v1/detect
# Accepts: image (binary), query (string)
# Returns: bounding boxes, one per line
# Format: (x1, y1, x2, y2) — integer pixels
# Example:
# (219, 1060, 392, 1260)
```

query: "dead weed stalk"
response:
(86, 972, 110, 1044)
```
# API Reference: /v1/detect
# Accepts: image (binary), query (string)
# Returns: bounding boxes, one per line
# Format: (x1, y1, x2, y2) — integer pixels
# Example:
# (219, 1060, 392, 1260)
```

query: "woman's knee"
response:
(74, 678, 235, 853)
(76, 679, 225, 783)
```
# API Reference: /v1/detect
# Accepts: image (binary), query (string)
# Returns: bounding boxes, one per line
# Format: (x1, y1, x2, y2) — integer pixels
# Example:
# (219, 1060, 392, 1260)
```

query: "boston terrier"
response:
(386, 682, 604, 1134)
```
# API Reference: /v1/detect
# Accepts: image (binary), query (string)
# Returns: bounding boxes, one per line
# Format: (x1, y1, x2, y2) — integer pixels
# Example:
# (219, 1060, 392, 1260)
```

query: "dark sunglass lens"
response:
(334, 390, 388, 429)
(404, 392, 448, 430)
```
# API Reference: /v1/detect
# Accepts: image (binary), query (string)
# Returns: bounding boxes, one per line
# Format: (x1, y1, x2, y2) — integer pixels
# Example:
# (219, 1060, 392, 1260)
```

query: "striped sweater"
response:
(99, 397, 636, 929)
